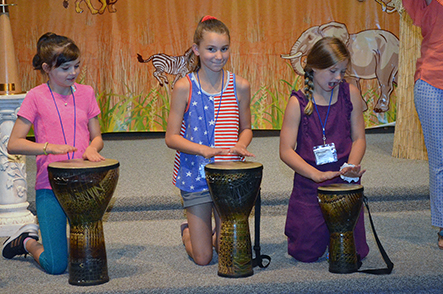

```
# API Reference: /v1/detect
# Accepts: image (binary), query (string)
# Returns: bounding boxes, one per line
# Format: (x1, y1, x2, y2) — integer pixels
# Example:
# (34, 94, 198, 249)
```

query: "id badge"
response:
(313, 143, 337, 165)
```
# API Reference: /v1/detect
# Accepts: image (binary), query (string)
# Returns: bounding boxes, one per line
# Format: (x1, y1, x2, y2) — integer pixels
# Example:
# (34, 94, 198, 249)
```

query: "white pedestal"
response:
(0, 93, 35, 236)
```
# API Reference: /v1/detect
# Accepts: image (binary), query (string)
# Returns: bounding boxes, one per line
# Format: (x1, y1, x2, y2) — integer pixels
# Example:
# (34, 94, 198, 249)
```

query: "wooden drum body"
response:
(48, 159, 119, 286)
(205, 161, 263, 278)
(317, 183, 363, 274)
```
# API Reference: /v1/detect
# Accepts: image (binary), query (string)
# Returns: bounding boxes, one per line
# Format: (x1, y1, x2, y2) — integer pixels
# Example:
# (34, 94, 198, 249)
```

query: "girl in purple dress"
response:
(279, 37, 369, 262)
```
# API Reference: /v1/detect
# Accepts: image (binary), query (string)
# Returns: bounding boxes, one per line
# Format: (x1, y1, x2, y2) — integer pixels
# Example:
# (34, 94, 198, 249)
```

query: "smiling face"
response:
(193, 31, 230, 73)
(44, 58, 81, 95)
(313, 59, 348, 93)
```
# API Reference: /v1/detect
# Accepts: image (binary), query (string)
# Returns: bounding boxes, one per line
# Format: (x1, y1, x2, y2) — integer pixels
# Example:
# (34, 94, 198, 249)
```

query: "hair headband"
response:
(201, 15, 217, 22)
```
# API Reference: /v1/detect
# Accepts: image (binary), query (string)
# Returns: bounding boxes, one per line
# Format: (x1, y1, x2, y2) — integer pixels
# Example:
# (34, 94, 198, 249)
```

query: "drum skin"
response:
(205, 161, 263, 278)
(317, 184, 363, 274)
(48, 159, 119, 286)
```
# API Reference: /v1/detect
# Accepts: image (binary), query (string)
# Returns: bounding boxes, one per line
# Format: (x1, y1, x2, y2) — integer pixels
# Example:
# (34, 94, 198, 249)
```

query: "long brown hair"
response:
(191, 16, 230, 72)
(303, 37, 350, 115)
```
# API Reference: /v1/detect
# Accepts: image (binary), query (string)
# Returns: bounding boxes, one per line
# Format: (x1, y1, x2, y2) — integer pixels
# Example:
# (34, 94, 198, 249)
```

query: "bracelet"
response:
(43, 142, 49, 155)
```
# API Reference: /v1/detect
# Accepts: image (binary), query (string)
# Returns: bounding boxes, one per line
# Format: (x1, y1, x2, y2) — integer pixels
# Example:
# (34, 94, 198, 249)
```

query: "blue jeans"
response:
(35, 189, 68, 274)
(414, 79, 443, 227)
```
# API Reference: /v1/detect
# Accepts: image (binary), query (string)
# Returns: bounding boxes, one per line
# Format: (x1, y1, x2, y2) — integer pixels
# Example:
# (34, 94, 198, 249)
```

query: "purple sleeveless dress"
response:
(285, 81, 369, 262)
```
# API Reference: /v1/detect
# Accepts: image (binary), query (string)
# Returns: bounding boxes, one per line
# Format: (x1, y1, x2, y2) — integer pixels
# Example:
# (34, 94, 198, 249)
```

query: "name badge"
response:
(313, 143, 337, 165)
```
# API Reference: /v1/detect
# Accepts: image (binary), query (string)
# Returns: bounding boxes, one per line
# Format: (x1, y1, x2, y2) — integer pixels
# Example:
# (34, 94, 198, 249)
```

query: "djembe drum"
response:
(205, 161, 263, 278)
(48, 158, 119, 286)
(317, 183, 364, 274)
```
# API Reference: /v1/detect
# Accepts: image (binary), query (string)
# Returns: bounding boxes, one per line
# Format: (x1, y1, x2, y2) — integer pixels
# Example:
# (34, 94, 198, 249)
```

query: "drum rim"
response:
(204, 160, 263, 171)
(48, 158, 120, 171)
(317, 183, 363, 192)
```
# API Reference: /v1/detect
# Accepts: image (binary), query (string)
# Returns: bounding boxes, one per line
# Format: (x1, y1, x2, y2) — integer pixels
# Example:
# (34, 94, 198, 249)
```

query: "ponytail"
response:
(303, 69, 315, 115)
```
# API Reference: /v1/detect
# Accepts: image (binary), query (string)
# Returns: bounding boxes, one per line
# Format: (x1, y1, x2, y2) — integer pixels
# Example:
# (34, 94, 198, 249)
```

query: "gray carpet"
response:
(1, 130, 442, 294)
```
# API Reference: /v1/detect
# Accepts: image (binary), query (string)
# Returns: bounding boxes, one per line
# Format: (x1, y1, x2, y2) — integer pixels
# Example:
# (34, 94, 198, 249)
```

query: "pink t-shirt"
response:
(403, 0, 443, 89)
(18, 83, 101, 190)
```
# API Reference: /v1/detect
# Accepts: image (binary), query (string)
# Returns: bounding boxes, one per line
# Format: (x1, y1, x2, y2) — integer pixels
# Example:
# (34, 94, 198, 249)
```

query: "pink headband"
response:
(201, 15, 217, 22)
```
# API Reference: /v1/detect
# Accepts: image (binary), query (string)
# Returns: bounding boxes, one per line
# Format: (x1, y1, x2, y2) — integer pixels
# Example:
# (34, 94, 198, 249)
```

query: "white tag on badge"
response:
(313, 143, 338, 165)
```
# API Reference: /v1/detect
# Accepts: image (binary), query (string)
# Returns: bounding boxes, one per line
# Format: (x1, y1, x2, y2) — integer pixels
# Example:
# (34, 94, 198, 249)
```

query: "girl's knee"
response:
(288, 242, 326, 263)
(45, 261, 68, 275)
(193, 251, 213, 266)
(40, 255, 68, 275)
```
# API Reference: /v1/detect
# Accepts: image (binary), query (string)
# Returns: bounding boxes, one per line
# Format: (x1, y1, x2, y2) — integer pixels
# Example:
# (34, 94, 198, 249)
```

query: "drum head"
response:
(205, 161, 263, 171)
(318, 183, 363, 193)
(48, 158, 119, 172)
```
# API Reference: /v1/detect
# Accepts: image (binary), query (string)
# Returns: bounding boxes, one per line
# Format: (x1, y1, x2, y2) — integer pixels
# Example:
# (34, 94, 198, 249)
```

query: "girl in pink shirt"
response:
(2, 32, 104, 274)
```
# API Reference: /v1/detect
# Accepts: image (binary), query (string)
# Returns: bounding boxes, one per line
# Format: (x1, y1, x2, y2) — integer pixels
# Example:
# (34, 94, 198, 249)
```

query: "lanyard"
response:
(312, 89, 333, 145)
(47, 82, 77, 160)
(196, 70, 224, 147)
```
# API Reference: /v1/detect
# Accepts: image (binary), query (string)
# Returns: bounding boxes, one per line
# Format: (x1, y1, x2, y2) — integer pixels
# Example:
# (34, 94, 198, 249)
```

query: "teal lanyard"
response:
(312, 89, 333, 145)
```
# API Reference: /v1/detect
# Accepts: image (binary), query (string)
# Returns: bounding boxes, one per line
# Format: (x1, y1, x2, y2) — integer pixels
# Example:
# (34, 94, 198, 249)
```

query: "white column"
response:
(0, 93, 35, 237)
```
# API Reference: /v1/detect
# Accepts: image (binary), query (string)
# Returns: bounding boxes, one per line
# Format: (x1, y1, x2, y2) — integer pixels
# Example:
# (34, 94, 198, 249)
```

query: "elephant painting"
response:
(281, 21, 399, 113)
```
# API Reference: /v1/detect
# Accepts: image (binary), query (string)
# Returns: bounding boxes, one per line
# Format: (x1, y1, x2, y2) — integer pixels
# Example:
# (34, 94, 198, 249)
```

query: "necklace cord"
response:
(196, 70, 224, 147)
(312, 89, 333, 145)
(47, 82, 76, 159)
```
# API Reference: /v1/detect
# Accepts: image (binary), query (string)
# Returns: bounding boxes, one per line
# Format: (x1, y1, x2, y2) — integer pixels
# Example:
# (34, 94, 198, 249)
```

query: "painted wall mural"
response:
(137, 47, 196, 89)
(281, 21, 399, 113)
(63, 0, 119, 14)
(375, 0, 402, 13)
(8, 0, 400, 132)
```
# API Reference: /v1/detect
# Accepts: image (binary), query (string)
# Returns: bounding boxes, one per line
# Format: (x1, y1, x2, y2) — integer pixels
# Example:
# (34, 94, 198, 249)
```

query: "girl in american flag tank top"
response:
(165, 15, 255, 266)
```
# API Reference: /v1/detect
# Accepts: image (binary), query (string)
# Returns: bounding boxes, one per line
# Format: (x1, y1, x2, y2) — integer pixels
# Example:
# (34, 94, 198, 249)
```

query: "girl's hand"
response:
(200, 146, 229, 159)
(46, 143, 77, 155)
(312, 170, 341, 183)
(340, 164, 366, 178)
(82, 146, 105, 162)
(228, 145, 255, 157)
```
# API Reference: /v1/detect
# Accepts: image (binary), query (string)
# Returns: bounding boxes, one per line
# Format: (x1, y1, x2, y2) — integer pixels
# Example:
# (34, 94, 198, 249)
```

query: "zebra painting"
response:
(137, 47, 195, 89)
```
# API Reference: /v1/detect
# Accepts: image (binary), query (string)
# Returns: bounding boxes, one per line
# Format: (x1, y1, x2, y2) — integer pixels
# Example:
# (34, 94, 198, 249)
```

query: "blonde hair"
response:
(303, 37, 350, 115)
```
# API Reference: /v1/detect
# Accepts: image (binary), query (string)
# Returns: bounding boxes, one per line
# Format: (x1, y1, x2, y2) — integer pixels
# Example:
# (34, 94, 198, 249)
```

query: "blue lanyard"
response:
(196, 70, 224, 147)
(312, 89, 333, 145)
(47, 82, 77, 160)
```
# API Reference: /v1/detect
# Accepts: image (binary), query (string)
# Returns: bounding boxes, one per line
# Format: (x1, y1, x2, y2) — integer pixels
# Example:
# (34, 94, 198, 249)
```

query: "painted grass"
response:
(98, 85, 170, 132)
(362, 84, 397, 128)
(251, 69, 300, 129)
(96, 71, 396, 132)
